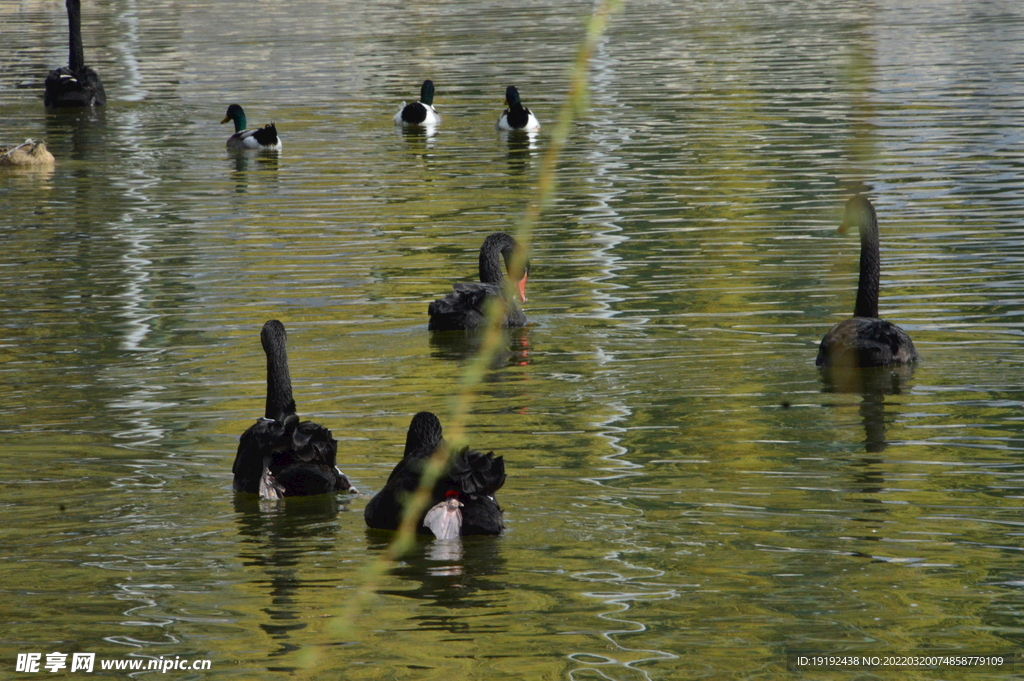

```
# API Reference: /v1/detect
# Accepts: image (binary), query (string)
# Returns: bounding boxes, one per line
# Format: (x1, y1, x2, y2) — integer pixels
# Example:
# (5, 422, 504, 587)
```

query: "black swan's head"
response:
(840, 195, 878, 238)
(479, 232, 530, 302)
(404, 411, 444, 457)
(260, 319, 288, 355)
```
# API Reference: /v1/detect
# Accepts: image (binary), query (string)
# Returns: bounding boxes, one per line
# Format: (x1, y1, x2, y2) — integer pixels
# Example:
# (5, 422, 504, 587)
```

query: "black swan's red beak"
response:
(517, 271, 528, 303)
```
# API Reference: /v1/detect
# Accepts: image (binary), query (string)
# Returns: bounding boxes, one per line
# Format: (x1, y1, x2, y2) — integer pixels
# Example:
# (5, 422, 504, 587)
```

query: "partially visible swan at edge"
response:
(45, 0, 106, 108)
(232, 320, 356, 499)
(816, 195, 917, 369)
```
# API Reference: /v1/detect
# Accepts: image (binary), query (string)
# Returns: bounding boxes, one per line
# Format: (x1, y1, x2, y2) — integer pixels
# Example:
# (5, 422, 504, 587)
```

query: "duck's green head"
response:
(504, 85, 522, 107)
(419, 80, 435, 106)
(221, 104, 247, 132)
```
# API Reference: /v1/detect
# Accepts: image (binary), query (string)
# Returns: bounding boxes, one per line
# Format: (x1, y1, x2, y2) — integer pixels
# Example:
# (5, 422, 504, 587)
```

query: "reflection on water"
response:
(428, 326, 532, 367)
(398, 123, 438, 148)
(568, 563, 680, 681)
(0, 160, 55, 183)
(425, 538, 463, 573)
(3, 0, 1024, 677)
(230, 152, 280, 195)
(822, 367, 904, 551)
(821, 364, 913, 454)
(234, 495, 343, 664)
(504, 130, 538, 175)
(371, 533, 507, 627)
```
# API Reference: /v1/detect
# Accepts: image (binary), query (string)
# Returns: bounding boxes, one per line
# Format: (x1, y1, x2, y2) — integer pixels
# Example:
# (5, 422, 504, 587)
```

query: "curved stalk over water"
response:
(330, 0, 624, 642)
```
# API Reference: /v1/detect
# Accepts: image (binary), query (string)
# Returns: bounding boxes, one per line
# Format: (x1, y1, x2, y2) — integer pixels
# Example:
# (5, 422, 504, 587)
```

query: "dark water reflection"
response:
(233, 495, 343, 664)
(821, 364, 915, 454)
(428, 326, 533, 367)
(375, 535, 507, 613)
(4, 0, 1024, 678)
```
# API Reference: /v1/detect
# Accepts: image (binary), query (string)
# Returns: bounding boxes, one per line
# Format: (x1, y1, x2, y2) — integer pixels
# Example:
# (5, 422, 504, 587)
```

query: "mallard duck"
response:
(221, 104, 281, 152)
(364, 411, 505, 537)
(0, 140, 55, 167)
(496, 85, 540, 131)
(394, 79, 441, 127)
(428, 232, 530, 331)
(232, 320, 356, 499)
(816, 196, 918, 368)
(44, 0, 106, 108)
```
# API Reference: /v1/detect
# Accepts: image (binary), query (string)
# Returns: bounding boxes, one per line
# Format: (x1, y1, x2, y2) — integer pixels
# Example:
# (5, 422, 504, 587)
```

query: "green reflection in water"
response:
(3, 0, 1024, 679)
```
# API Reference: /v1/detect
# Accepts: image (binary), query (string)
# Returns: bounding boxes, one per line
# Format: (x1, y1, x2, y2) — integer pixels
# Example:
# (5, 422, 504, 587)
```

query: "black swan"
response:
(364, 411, 505, 538)
(496, 86, 540, 131)
(44, 0, 106, 108)
(816, 196, 917, 368)
(232, 320, 356, 499)
(221, 104, 281, 152)
(393, 80, 441, 127)
(428, 232, 529, 331)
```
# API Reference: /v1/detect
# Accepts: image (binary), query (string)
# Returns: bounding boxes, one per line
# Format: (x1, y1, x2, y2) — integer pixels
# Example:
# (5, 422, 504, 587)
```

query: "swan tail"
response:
(423, 497, 463, 539)
(448, 447, 506, 496)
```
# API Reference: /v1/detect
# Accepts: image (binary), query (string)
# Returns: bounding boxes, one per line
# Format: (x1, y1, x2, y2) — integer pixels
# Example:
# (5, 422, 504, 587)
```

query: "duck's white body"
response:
(496, 109, 540, 131)
(226, 127, 282, 152)
(394, 101, 441, 126)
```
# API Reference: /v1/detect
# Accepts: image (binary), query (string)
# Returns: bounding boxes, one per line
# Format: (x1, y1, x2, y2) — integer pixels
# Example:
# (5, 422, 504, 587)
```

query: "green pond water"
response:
(3, 0, 1024, 678)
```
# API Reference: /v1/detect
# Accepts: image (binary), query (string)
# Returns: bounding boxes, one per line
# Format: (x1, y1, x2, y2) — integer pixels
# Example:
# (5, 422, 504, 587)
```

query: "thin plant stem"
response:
(330, 0, 623, 642)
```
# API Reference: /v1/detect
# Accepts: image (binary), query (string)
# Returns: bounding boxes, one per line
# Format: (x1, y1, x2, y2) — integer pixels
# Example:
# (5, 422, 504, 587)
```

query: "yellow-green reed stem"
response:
(330, 0, 622, 642)
(449, 0, 622, 446)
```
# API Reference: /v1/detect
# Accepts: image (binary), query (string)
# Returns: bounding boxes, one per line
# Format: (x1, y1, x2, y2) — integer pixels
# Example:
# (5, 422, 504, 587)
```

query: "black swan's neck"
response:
(67, 0, 85, 72)
(479, 232, 517, 285)
(853, 203, 881, 319)
(261, 321, 296, 421)
(404, 411, 444, 457)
